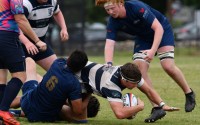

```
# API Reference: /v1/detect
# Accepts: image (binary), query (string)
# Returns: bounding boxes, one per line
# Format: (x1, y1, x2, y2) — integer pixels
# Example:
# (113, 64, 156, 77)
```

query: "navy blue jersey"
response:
(21, 58, 82, 121)
(106, 0, 171, 42)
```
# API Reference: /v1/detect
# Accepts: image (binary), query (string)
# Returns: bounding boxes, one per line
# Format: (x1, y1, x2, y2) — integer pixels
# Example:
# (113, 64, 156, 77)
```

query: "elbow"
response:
(114, 111, 126, 119)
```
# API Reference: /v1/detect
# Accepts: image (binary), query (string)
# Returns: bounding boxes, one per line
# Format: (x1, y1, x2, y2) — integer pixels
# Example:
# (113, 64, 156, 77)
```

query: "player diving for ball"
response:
(74, 61, 179, 122)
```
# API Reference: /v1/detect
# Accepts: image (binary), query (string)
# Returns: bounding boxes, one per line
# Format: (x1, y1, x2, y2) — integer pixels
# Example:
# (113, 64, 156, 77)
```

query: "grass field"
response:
(17, 47, 200, 125)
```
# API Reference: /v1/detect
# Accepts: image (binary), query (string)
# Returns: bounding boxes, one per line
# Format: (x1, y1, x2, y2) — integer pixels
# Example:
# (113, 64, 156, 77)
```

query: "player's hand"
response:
(142, 49, 155, 62)
(104, 62, 113, 67)
(35, 40, 47, 52)
(24, 41, 39, 55)
(162, 105, 180, 112)
(60, 29, 69, 41)
(137, 98, 144, 111)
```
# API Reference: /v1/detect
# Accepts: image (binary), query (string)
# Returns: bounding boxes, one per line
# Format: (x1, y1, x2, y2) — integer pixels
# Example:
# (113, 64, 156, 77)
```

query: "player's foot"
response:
(185, 89, 196, 112)
(0, 110, 20, 125)
(144, 107, 166, 123)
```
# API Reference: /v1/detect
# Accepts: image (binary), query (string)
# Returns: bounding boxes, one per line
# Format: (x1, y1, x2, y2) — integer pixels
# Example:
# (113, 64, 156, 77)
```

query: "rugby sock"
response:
(0, 78, 23, 111)
(73, 119, 88, 124)
(0, 84, 6, 103)
(9, 110, 21, 117)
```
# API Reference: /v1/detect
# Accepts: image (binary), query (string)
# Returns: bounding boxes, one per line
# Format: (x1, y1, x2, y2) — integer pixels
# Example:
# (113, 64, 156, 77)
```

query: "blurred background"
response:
(47, 0, 200, 56)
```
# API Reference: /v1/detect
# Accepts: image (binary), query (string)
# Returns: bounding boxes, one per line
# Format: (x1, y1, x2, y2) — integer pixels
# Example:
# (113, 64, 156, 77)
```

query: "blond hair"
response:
(95, 0, 124, 6)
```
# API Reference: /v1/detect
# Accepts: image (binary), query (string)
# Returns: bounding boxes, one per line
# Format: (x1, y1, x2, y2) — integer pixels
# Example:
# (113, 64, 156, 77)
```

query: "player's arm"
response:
(53, 10, 69, 41)
(105, 39, 116, 66)
(14, 14, 47, 51)
(150, 18, 164, 53)
(19, 30, 39, 55)
(138, 80, 163, 106)
(109, 100, 144, 119)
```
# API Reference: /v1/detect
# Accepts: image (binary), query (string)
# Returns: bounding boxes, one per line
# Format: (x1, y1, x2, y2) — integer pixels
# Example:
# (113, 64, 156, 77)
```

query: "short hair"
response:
(95, 0, 124, 6)
(120, 62, 142, 83)
(87, 96, 100, 118)
(67, 50, 88, 73)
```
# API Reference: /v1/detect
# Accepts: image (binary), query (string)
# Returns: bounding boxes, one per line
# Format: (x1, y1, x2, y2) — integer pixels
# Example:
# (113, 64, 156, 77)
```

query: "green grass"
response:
(17, 48, 200, 125)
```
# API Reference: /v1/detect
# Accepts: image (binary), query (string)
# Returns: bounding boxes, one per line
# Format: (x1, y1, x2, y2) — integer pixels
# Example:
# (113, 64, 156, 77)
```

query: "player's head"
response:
(96, 0, 125, 18)
(67, 50, 88, 73)
(87, 96, 100, 118)
(120, 62, 142, 86)
(95, 0, 124, 6)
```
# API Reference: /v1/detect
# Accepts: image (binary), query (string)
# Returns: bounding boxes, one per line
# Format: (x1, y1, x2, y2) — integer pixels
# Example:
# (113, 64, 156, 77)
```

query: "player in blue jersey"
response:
(18, 50, 88, 123)
(0, 0, 46, 125)
(95, 0, 195, 119)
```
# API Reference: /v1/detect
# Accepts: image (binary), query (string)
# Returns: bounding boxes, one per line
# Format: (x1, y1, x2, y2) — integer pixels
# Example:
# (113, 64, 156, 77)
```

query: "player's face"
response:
(104, 4, 121, 18)
(37, 0, 48, 4)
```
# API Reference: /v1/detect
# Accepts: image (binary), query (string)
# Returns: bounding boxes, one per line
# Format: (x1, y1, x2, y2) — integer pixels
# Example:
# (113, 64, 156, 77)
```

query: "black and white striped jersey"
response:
(23, 0, 60, 40)
(77, 61, 144, 103)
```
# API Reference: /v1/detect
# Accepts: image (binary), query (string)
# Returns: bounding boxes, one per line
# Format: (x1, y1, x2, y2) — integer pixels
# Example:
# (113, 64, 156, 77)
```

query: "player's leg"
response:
(0, 69, 7, 103)
(36, 54, 57, 71)
(0, 32, 26, 125)
(133, 39, 166, 123)
(157, 45, 196, 112)
(25, 58, 37, 82)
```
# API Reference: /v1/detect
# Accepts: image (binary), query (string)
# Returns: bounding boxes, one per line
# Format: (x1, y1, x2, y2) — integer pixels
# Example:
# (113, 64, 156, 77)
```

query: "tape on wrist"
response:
(107, 62, 113, 66)
(159, 101, 165, 107)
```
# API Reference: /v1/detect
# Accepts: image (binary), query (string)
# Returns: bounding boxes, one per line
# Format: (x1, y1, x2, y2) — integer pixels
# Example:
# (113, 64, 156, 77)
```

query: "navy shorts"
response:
(22, 42, 54, 61)
(133, 26, 175, 53)
(0, 31, 25, 73)
(21, 80, 38, 121)
(21, 80, 58, 122)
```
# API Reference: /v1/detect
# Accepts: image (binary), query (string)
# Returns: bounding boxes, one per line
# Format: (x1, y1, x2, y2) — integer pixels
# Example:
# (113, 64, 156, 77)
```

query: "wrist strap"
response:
(159, 101, 165, 107)
(35, 39, 40, 44)
(107, 62, 113, 66)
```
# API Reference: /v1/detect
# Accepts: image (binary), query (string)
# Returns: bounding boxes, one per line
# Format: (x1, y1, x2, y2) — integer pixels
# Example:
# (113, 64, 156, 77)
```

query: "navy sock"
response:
(9, 109, 21, 117)
(0, 84, 6, 103)
(0, 78, 23, 111)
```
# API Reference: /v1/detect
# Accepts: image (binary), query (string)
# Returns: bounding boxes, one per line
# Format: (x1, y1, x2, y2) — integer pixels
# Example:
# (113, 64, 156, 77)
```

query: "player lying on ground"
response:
(75, 61, 179, 122)
(9, 50, 91, 123)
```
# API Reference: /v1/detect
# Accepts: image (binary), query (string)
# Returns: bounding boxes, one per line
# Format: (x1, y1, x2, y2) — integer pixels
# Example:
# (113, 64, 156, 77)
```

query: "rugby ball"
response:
(122, 93, 138, 119)
(123, 93, 138, 107)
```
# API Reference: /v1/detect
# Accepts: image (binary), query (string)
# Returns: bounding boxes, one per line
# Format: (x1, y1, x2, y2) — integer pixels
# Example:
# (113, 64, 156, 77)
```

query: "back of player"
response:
(21, 58, 82, 122)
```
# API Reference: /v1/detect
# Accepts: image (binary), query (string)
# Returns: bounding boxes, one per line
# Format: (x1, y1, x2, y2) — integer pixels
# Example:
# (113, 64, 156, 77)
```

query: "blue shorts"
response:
(0, 31, 25, 73)
(21, 80, 40, 122)
(22, 42, 54, 61)
(21, 80, 58, 122)
(133, 26, 175, 53)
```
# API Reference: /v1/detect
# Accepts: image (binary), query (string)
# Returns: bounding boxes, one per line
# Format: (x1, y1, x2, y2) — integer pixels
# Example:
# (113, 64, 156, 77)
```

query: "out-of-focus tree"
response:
(182, 0, 200, 9)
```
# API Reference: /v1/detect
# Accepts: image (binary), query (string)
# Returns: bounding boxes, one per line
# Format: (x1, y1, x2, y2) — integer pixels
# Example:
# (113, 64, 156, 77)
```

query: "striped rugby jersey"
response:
(77, 61, 144, 103)
(0, 0, 24, 32)
(23, 0, 60, 40)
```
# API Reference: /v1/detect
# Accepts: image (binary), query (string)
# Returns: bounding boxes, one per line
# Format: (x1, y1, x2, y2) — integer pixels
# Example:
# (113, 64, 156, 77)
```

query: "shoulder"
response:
(23, 0, 33, 13)
(52, 0, 58, 5)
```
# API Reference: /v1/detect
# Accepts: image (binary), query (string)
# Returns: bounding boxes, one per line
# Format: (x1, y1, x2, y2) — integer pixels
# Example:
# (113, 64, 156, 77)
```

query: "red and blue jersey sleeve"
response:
(0, 0, 24, 32)
(10, 0, 24, 15)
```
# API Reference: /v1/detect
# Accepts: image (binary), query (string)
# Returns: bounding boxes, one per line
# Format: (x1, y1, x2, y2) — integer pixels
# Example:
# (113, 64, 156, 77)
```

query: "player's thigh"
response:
(36, 54, 57, 70)
(0, 69, 8, 83)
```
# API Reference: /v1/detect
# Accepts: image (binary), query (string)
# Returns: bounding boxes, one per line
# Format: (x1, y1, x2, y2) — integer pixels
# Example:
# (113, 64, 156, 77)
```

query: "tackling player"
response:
(95, 0, 196, 120)
(10, 50, 89, 123)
